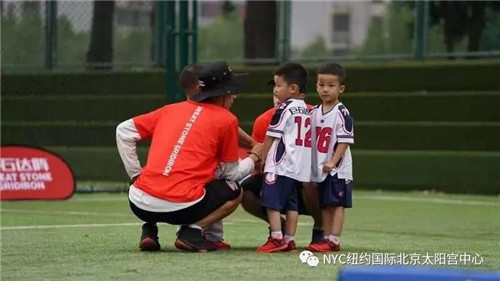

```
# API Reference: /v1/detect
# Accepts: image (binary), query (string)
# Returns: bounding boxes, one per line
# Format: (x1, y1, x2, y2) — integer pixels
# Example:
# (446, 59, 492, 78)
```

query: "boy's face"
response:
(273, 93, 280, 107)
(273, 75, 300, 103)
(316, 74, 345, 104)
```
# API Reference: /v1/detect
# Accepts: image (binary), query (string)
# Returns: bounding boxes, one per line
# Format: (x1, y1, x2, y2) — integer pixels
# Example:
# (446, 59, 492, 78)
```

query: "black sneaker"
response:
(311, 228, 324, 244)
(139, 223, 161, 251)
(175, 226, 216, 252)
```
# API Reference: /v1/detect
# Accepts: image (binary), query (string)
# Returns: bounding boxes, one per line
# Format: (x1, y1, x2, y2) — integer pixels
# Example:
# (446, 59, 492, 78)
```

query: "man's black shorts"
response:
(129, 179, 241, 225)
(240, 173, 310, 215)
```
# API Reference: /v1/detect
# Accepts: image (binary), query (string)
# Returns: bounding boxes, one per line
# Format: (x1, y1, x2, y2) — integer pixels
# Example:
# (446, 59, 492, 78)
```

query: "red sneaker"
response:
(205, 239, 231, 250)
(281, 240, 298, 253)
(307, 239, 340, 252)
(256, 236, 287, 253)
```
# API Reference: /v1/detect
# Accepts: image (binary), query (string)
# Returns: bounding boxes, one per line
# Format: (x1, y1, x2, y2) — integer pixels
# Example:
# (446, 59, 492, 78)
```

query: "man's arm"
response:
(218, 145, 262, 181)
(238, 127, 258, 149)
(116, 119, 142, 180)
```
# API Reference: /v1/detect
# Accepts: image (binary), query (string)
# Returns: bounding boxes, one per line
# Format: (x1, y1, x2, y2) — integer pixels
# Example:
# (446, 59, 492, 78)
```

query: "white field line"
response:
(356, 195, 500, 207)
(66, 194, 500, 206)
(0, 219, 307, 231)
(69, 197, 126, 202)
(0, 208, 130, 217)
(0, 222, 140, 230)
(1, 194, 497, 230)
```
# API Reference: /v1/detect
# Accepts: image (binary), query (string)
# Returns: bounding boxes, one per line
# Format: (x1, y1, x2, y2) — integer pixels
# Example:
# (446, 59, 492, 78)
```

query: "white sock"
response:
(325, 234, 340, 244)
(284, 235, 294, 243)
(188, 224, 202, 230)
(271, 231, 283, 239)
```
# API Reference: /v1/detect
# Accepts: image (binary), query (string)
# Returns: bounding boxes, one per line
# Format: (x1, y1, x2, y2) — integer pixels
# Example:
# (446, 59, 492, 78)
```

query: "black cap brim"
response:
(192, 73, 249, 102)
(267, 79, 275, 86)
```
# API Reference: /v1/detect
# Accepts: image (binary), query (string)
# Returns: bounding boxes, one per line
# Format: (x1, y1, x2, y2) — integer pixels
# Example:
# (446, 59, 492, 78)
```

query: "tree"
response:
(428, 1, 500, 56)
(22, 1, 41, 16)
(221, 0, 236, 18)
(300, 36, 331, 58)
(57, 16, 90, 66)
(244, 1, 276, 61)
(360, 2, 413, 56)
(87, 0, 115, 70)
(480, 9, 500, 51)
(198, 10, 243, 61)
(1, 1, 44, 67)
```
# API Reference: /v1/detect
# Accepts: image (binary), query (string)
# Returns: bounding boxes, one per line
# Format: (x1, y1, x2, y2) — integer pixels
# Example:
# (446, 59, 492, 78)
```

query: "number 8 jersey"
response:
(265, 98, 312, 182)
(310, 102, 354, 182)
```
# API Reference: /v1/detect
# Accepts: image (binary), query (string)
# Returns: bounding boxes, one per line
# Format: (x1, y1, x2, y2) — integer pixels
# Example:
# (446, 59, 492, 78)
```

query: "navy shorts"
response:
(318, 174, 353, 208)
(240, 173, 309, 215)
(261, 173, 300, 212)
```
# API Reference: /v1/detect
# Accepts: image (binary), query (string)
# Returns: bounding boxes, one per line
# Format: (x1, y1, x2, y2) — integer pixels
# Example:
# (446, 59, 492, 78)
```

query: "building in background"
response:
(2, 0, 388, 55)
(291, 0, 388, 55)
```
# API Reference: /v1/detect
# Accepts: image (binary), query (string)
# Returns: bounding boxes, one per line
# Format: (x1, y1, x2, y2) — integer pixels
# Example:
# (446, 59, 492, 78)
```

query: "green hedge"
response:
(232, 93, 500, 122)
(4, 92, 500, 122)
(1, 71, 166, 96)
(3, 121, 499, 150)
(47, 146, 500, 194)
(2, 62, 500, 96)
(2, 95, 166, 122)
(353, 150, 500, 194)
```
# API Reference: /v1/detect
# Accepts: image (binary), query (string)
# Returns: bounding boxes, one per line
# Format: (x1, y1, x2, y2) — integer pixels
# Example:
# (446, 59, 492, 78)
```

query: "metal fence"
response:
(2, 0, 155, 71)
(2, 0, 500, 72)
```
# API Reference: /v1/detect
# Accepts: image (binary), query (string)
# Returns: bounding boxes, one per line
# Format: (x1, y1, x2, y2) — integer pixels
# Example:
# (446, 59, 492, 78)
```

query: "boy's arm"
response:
(323, 143, 349, 172)
(261, 101, 289, 172)
(324, 106, 354, 173)
(260, 135, 275, 173)
(238, 127, 258, 149)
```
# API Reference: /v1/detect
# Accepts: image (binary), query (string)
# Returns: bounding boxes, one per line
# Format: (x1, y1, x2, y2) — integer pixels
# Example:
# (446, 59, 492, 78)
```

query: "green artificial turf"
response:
(1, 190, 499, 281)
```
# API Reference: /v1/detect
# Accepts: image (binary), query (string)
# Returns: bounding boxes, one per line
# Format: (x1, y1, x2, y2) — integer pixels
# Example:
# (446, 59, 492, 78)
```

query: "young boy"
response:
(308, 63, 354, 252)
(256, 62, 311, 253)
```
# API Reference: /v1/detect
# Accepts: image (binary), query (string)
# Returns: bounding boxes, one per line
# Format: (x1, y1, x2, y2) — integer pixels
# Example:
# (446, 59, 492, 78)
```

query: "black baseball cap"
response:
(192, 62, 248, 102)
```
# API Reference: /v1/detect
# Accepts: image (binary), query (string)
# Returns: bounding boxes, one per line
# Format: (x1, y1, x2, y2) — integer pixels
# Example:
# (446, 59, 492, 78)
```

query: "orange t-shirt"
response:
(252, 104, 314, 143)
(133, 100, 239, 203)
(251, 108, 276, 143)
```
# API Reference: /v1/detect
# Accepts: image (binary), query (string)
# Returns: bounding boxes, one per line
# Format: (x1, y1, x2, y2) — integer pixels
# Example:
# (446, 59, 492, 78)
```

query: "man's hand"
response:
(248, 143, 263, 164)
(251, 143, 263, 158)
(322, 161, 336, 173)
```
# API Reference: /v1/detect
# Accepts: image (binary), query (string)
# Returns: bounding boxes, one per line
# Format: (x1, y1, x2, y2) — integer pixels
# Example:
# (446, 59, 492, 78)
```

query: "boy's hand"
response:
(322, 161, 336, 173)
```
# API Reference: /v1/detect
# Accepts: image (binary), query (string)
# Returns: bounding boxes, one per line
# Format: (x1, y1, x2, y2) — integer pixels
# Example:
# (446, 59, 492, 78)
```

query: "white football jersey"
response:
(264, 98, 311, 182)
(310, 102, 354, 182)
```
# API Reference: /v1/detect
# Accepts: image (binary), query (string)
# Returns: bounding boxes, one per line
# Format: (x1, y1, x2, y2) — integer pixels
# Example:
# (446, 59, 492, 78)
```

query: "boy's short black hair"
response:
(317, 63, 346, 84)
(274, 62, 308, 94)
(179, 64, 202, 90)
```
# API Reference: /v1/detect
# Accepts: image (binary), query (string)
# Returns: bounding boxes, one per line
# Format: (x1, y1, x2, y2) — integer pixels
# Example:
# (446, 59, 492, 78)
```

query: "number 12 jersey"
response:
(265, 98, 312, 182)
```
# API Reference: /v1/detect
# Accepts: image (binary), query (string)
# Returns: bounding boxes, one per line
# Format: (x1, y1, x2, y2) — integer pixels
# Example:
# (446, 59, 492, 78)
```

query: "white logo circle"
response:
(306, 256, 320, 267)
(299, 250, 314, 263)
